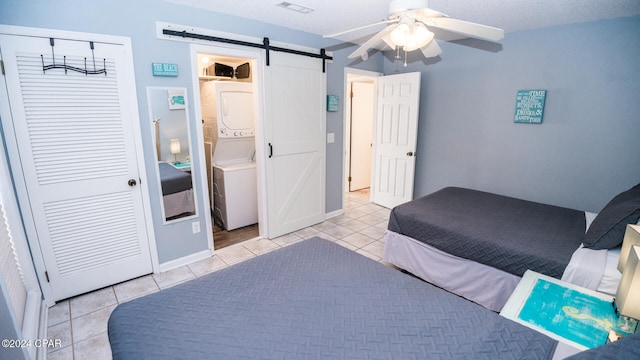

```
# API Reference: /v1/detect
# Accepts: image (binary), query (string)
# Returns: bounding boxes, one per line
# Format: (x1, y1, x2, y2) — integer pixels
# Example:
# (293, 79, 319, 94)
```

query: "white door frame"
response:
(0, 25, 158, 304)
(342, 68, 382, 208)
(0, 115, 44, 358)
(189, 43, 268, 246)
(164, 22, 330, 240)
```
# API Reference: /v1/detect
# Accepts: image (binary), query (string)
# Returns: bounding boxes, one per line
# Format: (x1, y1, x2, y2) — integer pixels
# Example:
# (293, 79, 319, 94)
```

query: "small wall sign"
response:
(152, 63, 178, 77)
(514, 90, 546, 124)
(167, 90, 185, 110)
(326, 95, 339, 112)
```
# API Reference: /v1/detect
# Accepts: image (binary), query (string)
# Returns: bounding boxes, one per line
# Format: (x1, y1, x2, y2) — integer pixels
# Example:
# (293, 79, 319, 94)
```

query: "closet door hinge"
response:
(1, 60, 5, 76)
(350, 91, 353, 98)
(45, 271, 50, 283)
(348, 176, 352, 182)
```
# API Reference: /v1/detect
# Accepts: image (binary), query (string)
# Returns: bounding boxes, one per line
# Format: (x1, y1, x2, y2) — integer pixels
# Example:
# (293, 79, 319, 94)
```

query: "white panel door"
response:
(264, 52, 326, 238)
(372, 72, 421, 209)
(349, 82, 374, 192)
(0, 34, 152, 301)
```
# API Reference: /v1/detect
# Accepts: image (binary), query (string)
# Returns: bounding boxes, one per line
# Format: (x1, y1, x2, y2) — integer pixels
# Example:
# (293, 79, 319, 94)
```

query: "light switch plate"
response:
(327, 133, 335, 143)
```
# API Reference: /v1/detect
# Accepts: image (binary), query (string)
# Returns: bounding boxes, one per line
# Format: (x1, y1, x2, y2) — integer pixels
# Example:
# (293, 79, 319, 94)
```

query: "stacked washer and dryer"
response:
(201, 81, 258, 231)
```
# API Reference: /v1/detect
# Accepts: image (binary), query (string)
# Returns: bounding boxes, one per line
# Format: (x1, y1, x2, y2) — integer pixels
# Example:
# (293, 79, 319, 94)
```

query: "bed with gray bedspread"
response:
(158, 162, 192, 196)
(108, 237, 559, 359)
(388, 187, 586, 279)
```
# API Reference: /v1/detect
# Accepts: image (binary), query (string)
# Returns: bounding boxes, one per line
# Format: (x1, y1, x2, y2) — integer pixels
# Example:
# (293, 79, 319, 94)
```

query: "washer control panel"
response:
(219, 128, 254, 137)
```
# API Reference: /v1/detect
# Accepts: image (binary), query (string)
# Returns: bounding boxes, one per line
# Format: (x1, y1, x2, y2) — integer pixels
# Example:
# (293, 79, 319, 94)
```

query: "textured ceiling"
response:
(166, 0, 640, 44)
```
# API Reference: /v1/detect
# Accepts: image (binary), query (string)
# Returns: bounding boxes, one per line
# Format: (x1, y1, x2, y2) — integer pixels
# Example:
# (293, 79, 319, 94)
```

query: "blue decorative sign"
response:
(152, 63, 178, 77)
(167, 90, 185, 110)
(514, 90, 546, 124)
(326, 95, 339, 112)
(170, 95, 185, 106)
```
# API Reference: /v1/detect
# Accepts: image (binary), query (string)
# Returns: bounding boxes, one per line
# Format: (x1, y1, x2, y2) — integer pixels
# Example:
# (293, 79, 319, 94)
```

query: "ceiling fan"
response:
(324, 0, 505, 61)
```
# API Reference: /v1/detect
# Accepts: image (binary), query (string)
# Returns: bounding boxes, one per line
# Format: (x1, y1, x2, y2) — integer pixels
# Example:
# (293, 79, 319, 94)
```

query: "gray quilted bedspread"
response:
(388, 187, 586, 278)
(158, 162, 192, 195)
(567, 331, 640, 359)
(108, 237, 558, 359)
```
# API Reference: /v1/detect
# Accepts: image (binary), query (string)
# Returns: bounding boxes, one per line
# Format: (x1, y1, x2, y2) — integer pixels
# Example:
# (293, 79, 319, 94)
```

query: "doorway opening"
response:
(196, 51, 261, 250)
(344, 69, 380, 204)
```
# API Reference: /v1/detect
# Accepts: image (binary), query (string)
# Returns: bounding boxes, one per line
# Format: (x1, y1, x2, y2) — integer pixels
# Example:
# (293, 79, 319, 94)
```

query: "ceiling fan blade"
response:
(426, 18, 504, 42)
(381, 33, 396, 50)
(420, 39, 442, 58)
(323, 19, 396, 38)
(348, 25, 397, 59)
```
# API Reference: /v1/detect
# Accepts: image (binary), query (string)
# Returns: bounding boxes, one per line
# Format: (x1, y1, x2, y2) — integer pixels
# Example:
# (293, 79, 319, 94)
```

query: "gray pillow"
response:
(583, 184, 640, 250)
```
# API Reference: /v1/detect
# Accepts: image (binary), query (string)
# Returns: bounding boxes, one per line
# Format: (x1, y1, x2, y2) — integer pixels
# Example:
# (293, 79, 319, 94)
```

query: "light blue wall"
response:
(0, 0, 380, 263)
(384, 16, 640, 212)
(6, 1, 635, 266)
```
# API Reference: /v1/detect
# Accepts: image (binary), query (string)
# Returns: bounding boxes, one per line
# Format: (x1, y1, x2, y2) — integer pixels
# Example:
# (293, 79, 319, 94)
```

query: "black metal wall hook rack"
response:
(162, 29, 332, 73)
(41, 38, 107, 76)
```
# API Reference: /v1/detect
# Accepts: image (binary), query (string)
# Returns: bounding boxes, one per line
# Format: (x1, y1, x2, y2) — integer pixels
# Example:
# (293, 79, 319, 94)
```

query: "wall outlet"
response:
(192, 221, 201, 234)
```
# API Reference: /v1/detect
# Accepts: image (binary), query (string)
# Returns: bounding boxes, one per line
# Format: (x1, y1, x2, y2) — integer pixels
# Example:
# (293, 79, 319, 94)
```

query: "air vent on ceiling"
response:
(276, 2, 314, 14)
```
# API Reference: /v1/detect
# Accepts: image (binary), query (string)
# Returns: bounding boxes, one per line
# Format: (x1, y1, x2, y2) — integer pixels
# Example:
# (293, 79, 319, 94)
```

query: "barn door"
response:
(372, 72, 421, 209)
(263, 52, 326, 238)
(0, 33, 152, 301)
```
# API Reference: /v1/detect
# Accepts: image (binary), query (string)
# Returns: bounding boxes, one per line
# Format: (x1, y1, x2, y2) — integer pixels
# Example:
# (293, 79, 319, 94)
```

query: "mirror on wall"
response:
(147, 87, 196, 223)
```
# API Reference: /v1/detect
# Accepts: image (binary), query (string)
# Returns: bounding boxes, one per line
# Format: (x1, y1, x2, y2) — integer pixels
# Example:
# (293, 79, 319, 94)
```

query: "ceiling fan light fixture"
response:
(390, 23, 411, 47)
(390, 21, 433, 52)
(339, 0, 503, 61)
(404, 22, 433, 51)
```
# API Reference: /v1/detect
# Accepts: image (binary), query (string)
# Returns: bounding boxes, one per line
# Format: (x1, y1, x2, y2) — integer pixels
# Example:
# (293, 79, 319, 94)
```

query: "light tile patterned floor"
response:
(46, 190, 390, 359)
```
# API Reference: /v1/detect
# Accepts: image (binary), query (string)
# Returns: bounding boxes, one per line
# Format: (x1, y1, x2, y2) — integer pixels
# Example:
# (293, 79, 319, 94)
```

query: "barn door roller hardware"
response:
(41, 38, 107, 76)
(162, 29, 332, 73)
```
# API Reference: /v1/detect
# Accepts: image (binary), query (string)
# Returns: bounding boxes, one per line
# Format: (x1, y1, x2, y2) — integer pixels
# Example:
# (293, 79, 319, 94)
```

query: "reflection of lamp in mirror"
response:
(170, 139, 181, 164)
(613, 225, 640, 334)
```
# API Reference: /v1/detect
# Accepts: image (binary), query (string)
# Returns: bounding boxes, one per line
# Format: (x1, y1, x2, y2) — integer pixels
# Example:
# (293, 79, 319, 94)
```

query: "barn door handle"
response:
(268, 143, 273, 158)
(128, 179, 137, 187)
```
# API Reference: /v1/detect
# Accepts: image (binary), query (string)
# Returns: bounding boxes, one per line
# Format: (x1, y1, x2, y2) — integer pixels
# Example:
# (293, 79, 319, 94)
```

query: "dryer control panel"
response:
(215, 82, 255, 138)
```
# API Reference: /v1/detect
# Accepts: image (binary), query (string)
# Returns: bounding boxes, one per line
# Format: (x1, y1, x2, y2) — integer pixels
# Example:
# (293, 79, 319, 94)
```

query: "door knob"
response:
(128, 179, 137, 187)
(406, 151, 414, 156)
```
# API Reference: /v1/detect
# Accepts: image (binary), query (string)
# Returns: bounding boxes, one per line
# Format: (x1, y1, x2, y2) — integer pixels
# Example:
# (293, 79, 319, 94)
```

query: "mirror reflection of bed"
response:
(197, 53, 260, 249)
(159, 162, 196, 221)
(147, 87, 197, 223)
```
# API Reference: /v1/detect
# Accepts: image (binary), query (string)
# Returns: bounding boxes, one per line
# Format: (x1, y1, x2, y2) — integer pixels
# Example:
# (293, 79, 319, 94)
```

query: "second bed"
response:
(383, 185, 638, 311)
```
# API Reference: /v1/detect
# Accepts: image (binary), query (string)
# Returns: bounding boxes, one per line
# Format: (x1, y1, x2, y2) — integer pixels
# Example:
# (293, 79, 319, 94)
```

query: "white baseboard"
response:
(159, 210, 347, 273)
(158, 249, 213, 273)
(325, 209, 344, 220)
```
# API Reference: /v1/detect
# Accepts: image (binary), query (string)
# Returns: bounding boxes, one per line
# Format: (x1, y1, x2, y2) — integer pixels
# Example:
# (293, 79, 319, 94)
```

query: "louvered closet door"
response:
(0, 35, 152, 301)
